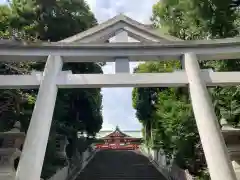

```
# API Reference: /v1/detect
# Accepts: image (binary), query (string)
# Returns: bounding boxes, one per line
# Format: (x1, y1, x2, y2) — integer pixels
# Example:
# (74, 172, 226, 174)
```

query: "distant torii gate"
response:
(0, 14, 238, 180)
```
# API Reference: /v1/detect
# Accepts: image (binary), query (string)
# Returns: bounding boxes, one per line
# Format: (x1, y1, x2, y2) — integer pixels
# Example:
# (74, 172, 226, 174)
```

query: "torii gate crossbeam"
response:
(2, 71, 240, 89)
(1, 39, 240, 62)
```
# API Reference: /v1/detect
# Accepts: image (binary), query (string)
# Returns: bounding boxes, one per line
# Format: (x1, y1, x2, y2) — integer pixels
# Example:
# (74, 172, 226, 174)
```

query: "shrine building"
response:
(94, 126, 142, 150)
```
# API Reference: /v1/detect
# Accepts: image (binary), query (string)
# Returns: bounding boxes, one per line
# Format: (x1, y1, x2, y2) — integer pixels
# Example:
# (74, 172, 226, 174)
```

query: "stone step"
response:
(75, 150, 166, 180)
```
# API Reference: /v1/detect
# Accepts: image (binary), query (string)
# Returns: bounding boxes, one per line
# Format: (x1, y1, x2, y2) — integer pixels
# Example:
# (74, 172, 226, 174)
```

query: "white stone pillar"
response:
(111, 29, 129, 73)
(15, 55, 63, 180)
(183, 52, 237, 180)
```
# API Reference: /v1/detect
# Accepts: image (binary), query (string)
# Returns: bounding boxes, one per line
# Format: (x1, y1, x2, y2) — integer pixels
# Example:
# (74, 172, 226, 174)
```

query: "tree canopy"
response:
(0, 0, 103, 178)
(133, 0, 240, 179)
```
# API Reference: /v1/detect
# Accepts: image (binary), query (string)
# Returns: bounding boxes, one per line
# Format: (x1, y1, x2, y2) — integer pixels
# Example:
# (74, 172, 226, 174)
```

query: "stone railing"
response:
(67, 145, 98, 180)
(221, 118, 240, 180)
(47, 166, 68, 180)
(46, 144, 97, 180)
(166, 165, 194, 180)
(139, 145, 194, 180)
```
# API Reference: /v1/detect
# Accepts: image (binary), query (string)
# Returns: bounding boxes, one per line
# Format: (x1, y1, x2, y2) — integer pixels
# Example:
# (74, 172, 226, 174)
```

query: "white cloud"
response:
(87, 0, 158, 23)
(85, 0, 158, 130)
(0, 0, 7, 4)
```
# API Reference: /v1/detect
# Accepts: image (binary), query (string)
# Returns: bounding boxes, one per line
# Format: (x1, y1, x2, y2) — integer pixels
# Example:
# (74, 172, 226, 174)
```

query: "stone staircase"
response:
(75, 150, 166, 180)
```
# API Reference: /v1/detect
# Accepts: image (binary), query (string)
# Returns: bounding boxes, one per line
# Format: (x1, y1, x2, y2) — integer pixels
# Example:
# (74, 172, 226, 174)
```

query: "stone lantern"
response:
(56, 134, 69, 163)
(221, 119, 240, 179)
(0, 121, 25, 180)
(77, 131, 88, 155)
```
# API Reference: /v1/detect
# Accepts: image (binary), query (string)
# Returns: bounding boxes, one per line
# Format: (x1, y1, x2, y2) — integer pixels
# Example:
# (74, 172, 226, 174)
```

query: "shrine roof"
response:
(96, 126, 142, 139)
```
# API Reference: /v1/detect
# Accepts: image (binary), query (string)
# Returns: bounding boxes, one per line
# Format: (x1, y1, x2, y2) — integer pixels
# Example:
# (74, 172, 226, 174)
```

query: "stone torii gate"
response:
(0, 14, 239, 180)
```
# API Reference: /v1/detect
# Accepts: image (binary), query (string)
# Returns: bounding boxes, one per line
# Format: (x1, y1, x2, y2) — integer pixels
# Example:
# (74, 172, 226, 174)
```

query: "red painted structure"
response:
(95, 126, 141, 150)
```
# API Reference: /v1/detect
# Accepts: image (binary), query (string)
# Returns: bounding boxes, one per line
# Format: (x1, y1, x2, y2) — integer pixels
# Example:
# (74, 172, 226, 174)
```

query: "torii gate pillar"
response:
(184, 52, 237, 180)
(15, 56, 63, 180)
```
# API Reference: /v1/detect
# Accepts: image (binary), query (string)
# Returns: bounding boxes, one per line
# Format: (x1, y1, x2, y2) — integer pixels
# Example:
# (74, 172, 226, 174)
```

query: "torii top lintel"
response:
(60, 13, 181, 43)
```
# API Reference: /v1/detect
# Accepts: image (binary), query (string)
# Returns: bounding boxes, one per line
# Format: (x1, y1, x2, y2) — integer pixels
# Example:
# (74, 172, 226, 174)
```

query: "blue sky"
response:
(0, 0, 158, 130)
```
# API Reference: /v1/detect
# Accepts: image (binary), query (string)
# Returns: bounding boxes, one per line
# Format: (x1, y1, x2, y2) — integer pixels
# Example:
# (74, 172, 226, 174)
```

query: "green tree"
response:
(0, 5, 12, 37)
(133, 0, 240, 179)
(3, 0, 103, 135)
(0, 0, 103, 178)
(132, 61, 181, 146)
